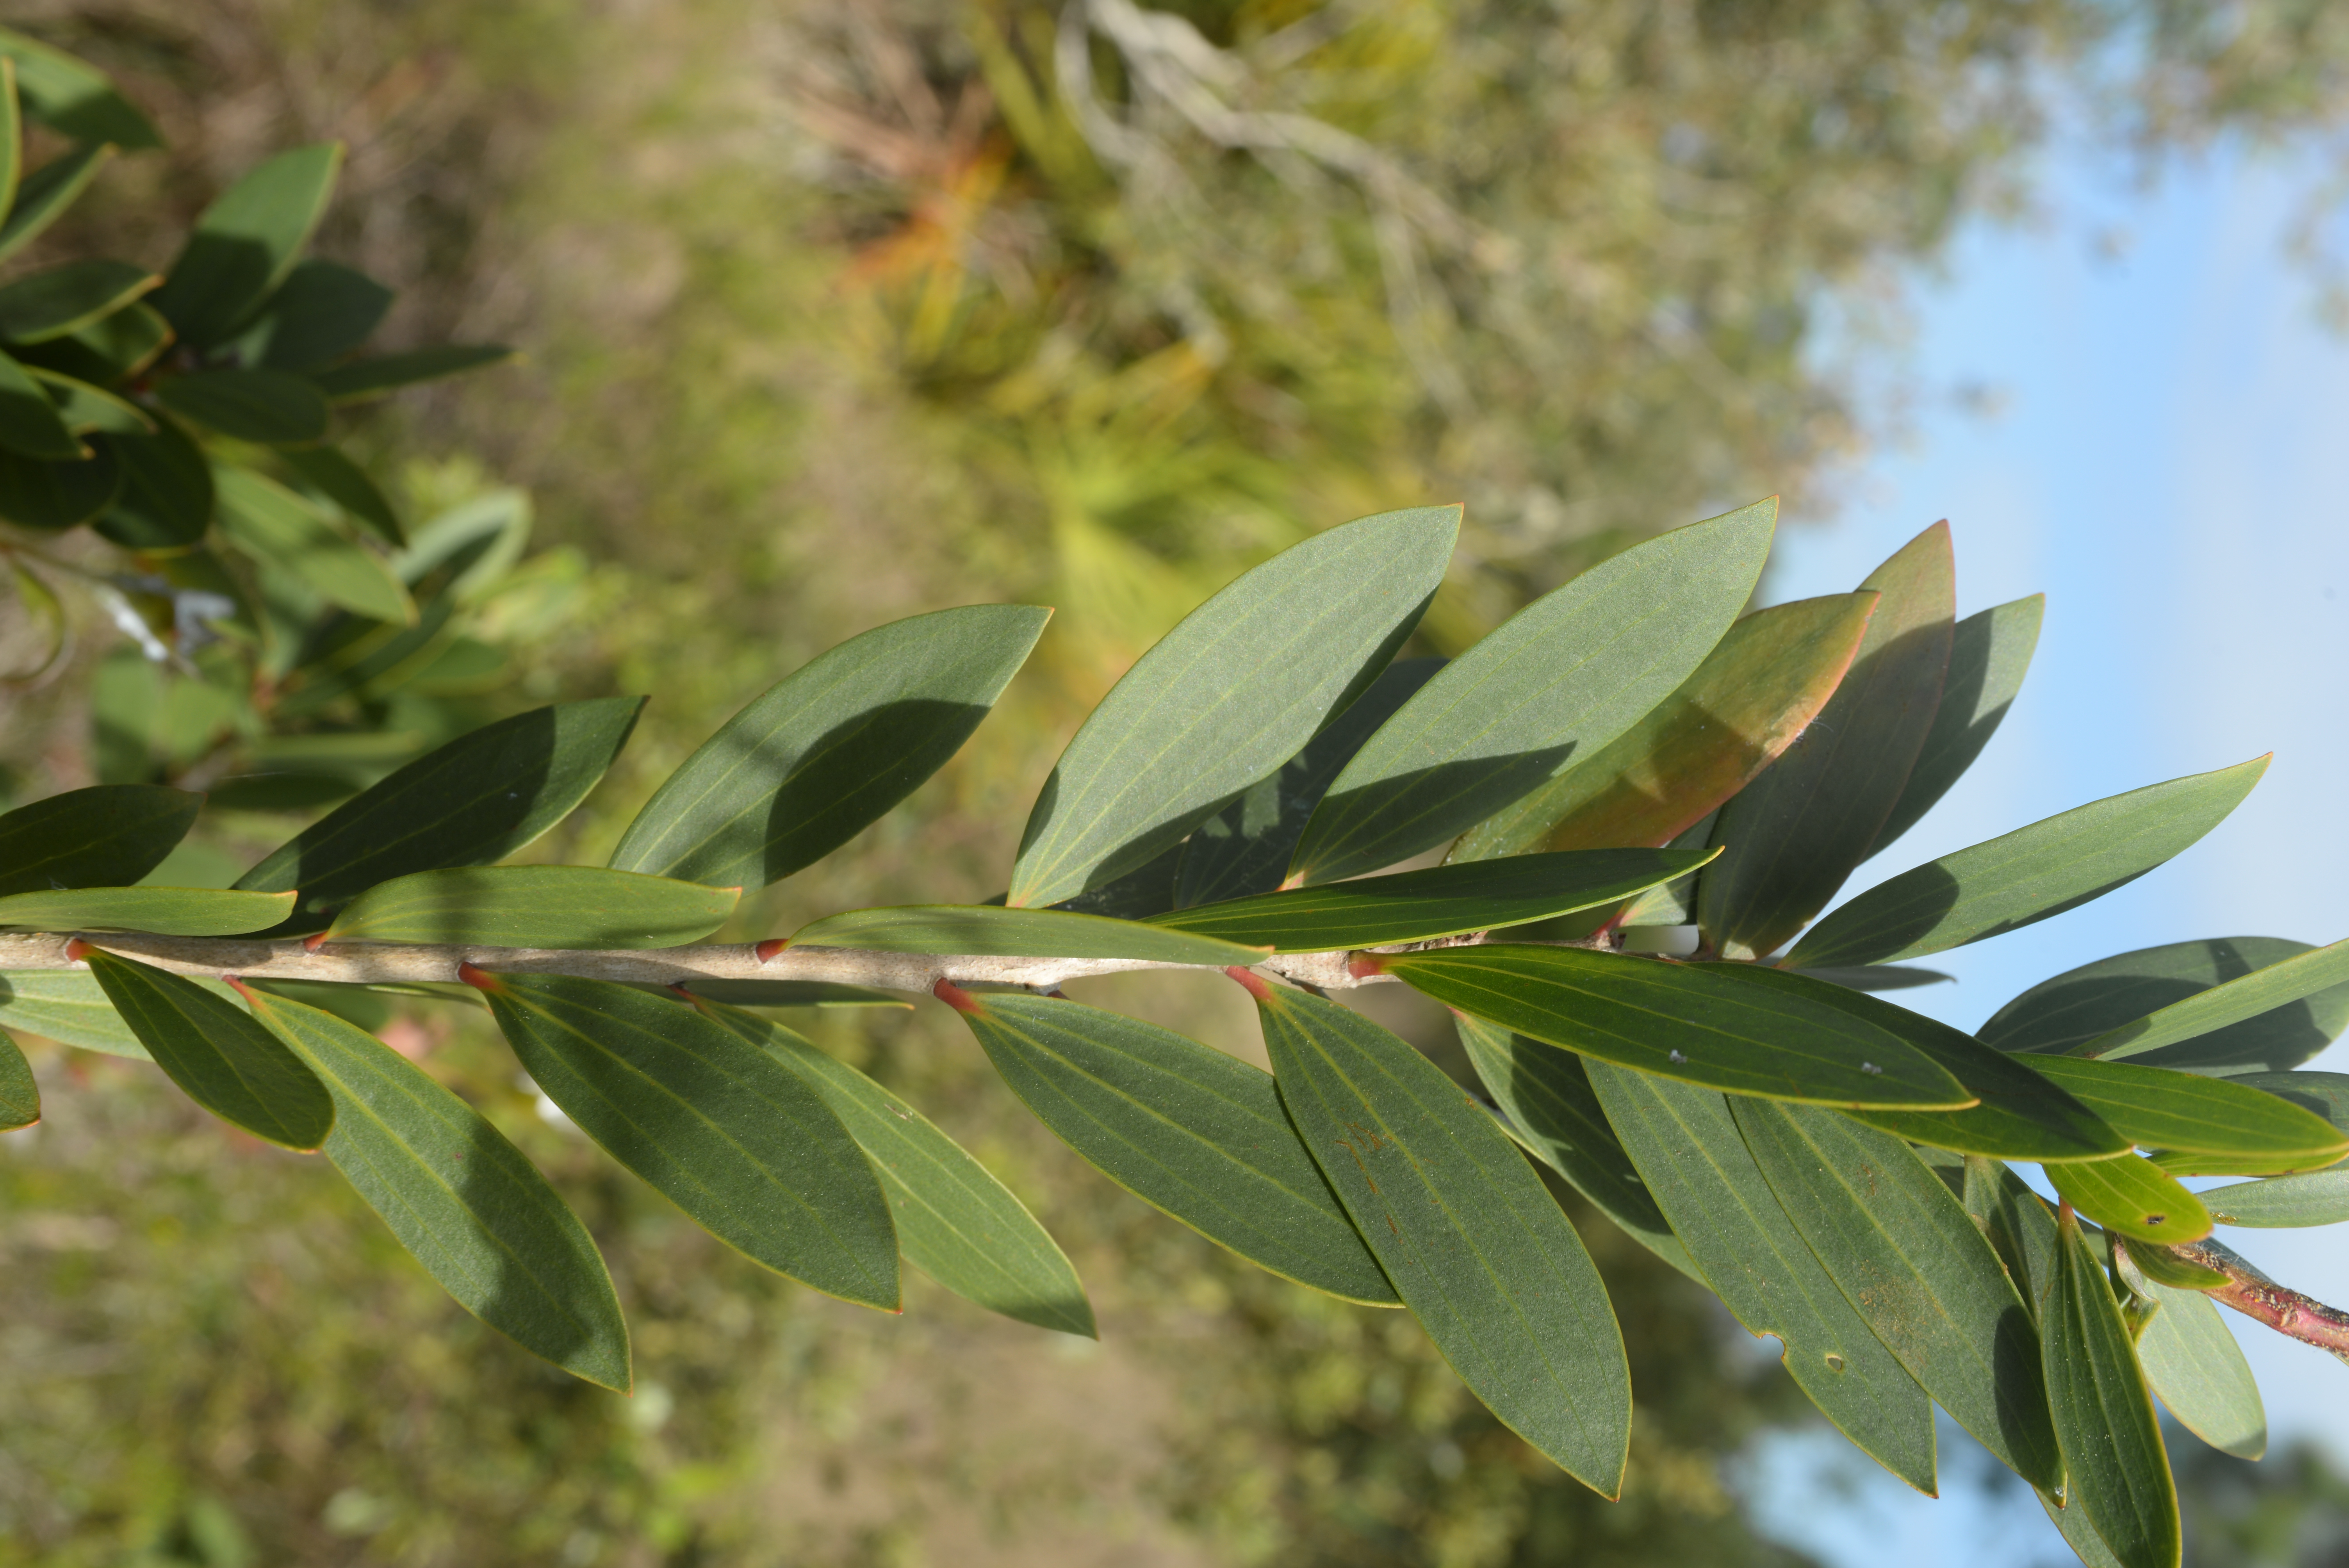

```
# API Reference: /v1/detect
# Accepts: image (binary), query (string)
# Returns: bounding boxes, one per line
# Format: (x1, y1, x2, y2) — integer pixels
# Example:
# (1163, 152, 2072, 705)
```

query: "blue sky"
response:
(1739, 139, 2349, 1562)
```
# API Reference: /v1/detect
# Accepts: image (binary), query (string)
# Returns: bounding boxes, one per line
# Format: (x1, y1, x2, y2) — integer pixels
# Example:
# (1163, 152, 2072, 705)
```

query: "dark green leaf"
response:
(80, 946, 333, 1149)
(1584, 1060, 1936, 1492)
(2047, 1156, 2212, 1244)
(2112, 1236, 2226, 1293)
(0, 783, 199, 896)
(2226, 1071, 2349, 1133)
(18, 298, 172, 384)
(1964, 1154, 2060, 1318)
(241, 984, 632, 1390)
(470, 971, 898, 1308)
(0, 259, 157, 344)
(1381, 944, 1972, 1109)
(278, 444, 399, 545)
(788, 905, 1266, 966)
(0, 59, 19, 218)
(2022, 1055, 2348, 1174)
(94, 420, 214, 549)
(1793, 965, 1953, 992)
(0, 968, 243, 1059)
(946, 987, 1395, 1305)
(1981, 937, 2349, 1074)
(2045, 1203, 2182, 1568)
(242, 258, 394, 371)
(235, 697, 643, 922)
(152, 144, 343, 348)
(613, 605, 1050, 889)
(2112, 1252, 2264, 1459)
(0, 144, 110, 264)
(321, 866, 739, 949)
(672, 980, 909, 1010)
(1253, 978, 1631, 1493)
(0, 440, 116, 530)
(30, 367, 149, 433)
(307, 344, 514, 402)
(156, 368, 329, 444)
(1144, 846, 1717, 952)
(1293, 500, 1775, 886)
(1783, 757, 2270, 970)
(1009, 507, 1458, 908)
(0, 28, 161, 147)
(214, 466, 414, 625)
(0, 347, 83, 459)
(0, 1028, 36, 1129)
(2078, 938, 2349, 1066)
(2202, 1169, 2349, 1228)
(1867, 595, 2045, 859)
(0, 886, 294, 935)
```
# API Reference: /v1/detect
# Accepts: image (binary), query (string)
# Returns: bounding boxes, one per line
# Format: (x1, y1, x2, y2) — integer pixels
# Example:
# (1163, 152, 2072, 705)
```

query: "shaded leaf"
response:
(321, 866, 739, 949)
(0, 259, 157, 343)
(1868, 595, 2045, 859)
(0, 783, 199, 896)
(214, 466, 414, 625)
(307, 344, 514, 401)
(2046, 1156, 2212, 1245)
(0, 144, 109, 264)
(152, 144, 342, 348)
(2021, 1055, 2348, 1174)
(672, 980, 908, 1010)
(2117, 1259, 2265, 1460)
(0, 1028, 36, 1128)
(0, 347, 83, 459)
(1964, 1154, 2060, 1319)
(20, 298, 172, 387)
(0, 440, 116, 530)
(156, 367, 329, 444)
(30, 367, 149, 433)
(0, 886, 294, 935)
(1982, 937, 2349, 1074)
(2227, 1071, 2349, 1134)
(2202, 1168, 2349, 1228)
(242, 258, 394, 371)
(0, 968, 246, 1058)
(0, 59, 13, 218)
(279, 444, 399, 545)
(2078, 938, 2349, 1066)
(1793, 965, 1953, 992)
(0, 27, 161, 146)
(789, 904, 1265, 966)
(2045, 1203, 2182, 1568)
(2113, 1237, 2226, 1293)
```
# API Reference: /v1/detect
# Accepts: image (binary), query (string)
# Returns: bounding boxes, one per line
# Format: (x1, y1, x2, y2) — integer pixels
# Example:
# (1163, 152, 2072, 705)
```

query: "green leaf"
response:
(2228, 1070, 2349, 1135)
(1251, 979, 1632, 1493)
(945, 987, 1396, 1305)
(1008, 506, 1458, 908)
(1452, 1011, 1699, 1280)
(1793, 965, 1954, 992)
(19, 297, 171, 384)
(2044, 1203, 2182, 1568)
(0, 60, 18, 219)
(1732, 1096, 2064, 1490)
(0, 1028, 37, 1129)
(278, 444, 400, 545)
(235, 697, 643, 922)
(320, 866, 740, 949)
(2112, 1236, 2226, 1293)
(1453, 590, 1877, 862)
(155, 368, 330, 444)
(694, 997, 1093, 1335)
(2113, 1254, 2264, 1459)
(80, 947, 333, 1149)
(469, 971, 898, 1309)
(0, 441, 116, 530)
(94, 420, 214, 549)
(1380, 944, 1973, 1109)
(152, 144, 344, 348)
(1867, 595, 2045, 859)
(0, 783, 199, 896)
(0, 968, 244, 1059)
(0, 144, 110, 264)
(613, 605, 1050, 889)
(1144, 846, 1717, 952)
(241, 258, 394, 371)
(393, 487, 531, 596)
(0, 348, 84, 459)
(2021, 1055, 2349, 1174)
(1982, 937, 2349, 1074)
(239, 985, 632, 1390)
(0, 886, 294, 935)
(0, 259, 158, 344)
(2076, 938, 2349, 1067)
(1964, 1154, 2060, 1318)
(30, 368, 149, 434)
(306, 344, 514, 402)
(788, 905, 1266, 967)
(1174, 658, 1444, 908)
(1711, 966, 2127, 1161)
(1292, 499, 1775, 886)
(0, 27, 162, 147)
(2046, 1156, 2212, 1244)
(2202, 1168, 2349, 1228)
(214, 465, 415, 625)
(1782, 757, 2271, 970)
(1583, 1060, 1937, 1493)
(672, 980, 908, 1010)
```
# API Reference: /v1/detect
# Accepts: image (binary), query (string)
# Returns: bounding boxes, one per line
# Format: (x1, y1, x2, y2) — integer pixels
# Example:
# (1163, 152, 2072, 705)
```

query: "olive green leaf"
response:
(306, 344, 514, 402)
(0, 27, 161, 146)
(2112, 1236, 2226, 1293)
(2045, 1203, 2183, 1568)
(1144, 846, 1716, 953)
(0, 59, 14, 218)
(2114, 1254, 2264, 1460)
(214, 466, 414, 626)
(1981, 937, 2349, 1074)
(2047, 1156, 2212, 1244)
(152, 144, 343, 349)
(1793, 965, 1954, 992)
(0, 259, 158, 344)
(695, 998, 1094, 1336)
(321, 866, 739, 949)
(0, 440, 115, 529)
(789, 905, 1265, 966)
(1009, 506, 1459, 908)
(239, 258, 394, 371)
(613, 605, 1049, 890)
(1585, 1060, 1936, 1493)
(16, 299, 169, 390)
(1867, 594, 2045, 859)
(278, 444, 401, 545)
(0, 968, 244, 1059)
(1292, 500, 1774, 886)
(1253, 979, 1632, 1494)
(1964, 1154, 2059, 1317)
(2076, 938, 2349, 1067)
(236, 697, 643, 923)
(0, 886, 294, 935)
(1381, 944, 1972, 1109)
(1700, 523, 1954, 960)
(0, 347, 83, 460)
(2194, 1070, 2349, 1131)
(671, 980, 908, 1010)
(1783, 757, 2270, 971)
(80, 947, 333, 1149)
(945, 987, 1394, 1305)
(1453, 591, 1877, 862)
(0, 1028, 37, 1129)
(471, 971, 898, 1310)
(156, 368, 330, 444)
(0, 143, 110, 264)
(93, 420, 212, 549)
(2021, 1055, 2349, 1174)
(30, 367, 150, 434)
(2202, 1168, 2349, 1228)
(0, 783, 200, 897)
(239, 984, 632, 1390)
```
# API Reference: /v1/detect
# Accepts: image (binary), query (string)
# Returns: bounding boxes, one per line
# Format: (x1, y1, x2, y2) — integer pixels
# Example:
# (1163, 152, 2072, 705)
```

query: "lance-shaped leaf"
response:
(943, 985, 1394, 1305)
(0, 1030, 36, 1129)
(0, 27, 161, 146)
(31, 369, 148, 434)
(672, 980, 908, 1010)
(241, 258, 394, 372)
(1964, 1155, 2060, 1317)
(236, 698, 642, 923)
(238, 984, 631, 1390)
(307, 344, 514, 401)
(2046, 1203, 2183, 1568)
(1453, 592, 1877, 862)
(0, 886, 294, 935)
(1794, 965, 1953, 992)
(157, 368, 330, 445)
(1008, 507, 1458, 908)
(1784, 757, 2271, 971)
(2202, 1169, 2349, 1228)
(2078, 938, 2349, 1067)
(1144, 847, 1716, 953)
(152, 144, 343, 349)
(1175, 658, 1444, 908)
(788, 904, 1264, 966)
(694, 998, 1094, 1335)
(1700, 524, 1954, 960)
(279, 444, 399, 545)
(0, 259, 158, 344)
(0, 58, 14, 217)
(2219, 1071, 2349, 1132)
(320, 866, 738, 950)
(2021, 1055, 2349, 1174)
(80, 947, 333, 1149)
(1584, 1060, 1936, 1492)
(1249, 976, 1631, 1493)
(1292, 500, 1775, 887)
(0, 347, 81, 460)
(2047, 1156, 2211, 1245)
(0, 784, 199, 896)
(1732, 1096, 2062, 1490)
(97, 420, 213, 550)
(467, 970, 898, 1309)
(613, 604, 1050, 889)
(2114, 1255, 2265, 1460)
(0, 969, 246, 1058)
(1711, 965, 2125, 1161)
(1453, 1011, 1698, 1280)
(2113, 1237, 2226, 1293)
(1380, 944, 1971, 1109)
(1868, 595, 2045, 860)
(214, 466, 414, 626)
(0, 144, 109, 264)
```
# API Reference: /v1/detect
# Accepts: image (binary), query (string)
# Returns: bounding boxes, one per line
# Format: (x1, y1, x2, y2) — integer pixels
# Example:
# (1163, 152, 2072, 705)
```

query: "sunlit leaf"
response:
(2021, 1055, 2348, 1174)
(1867, 594, 2044, 859)
(30, 367, 150, 433)
(0, 27, 161, 146)
(2077, 938, 2349, 1066)
(1981, 937, 2349, 1074)
(321, 866, 739, 949)
(214, 466, 414, 625)
(2044, 1203, 2182, 1568)
(2046, 1156, 2211, 1245)
(788, 904, 1265, 966)
(0, 144, 110, 264)
(0, 259, 158, 344)
(0, 886, 294, 935)
(152, 144, 343, 348)
(0, 1028, 36, 1129)
(0, 783, 199, 897)
(2202, 1168, 2349, 1228)
(0, 968, 241, 1058)
(2115, 1254, 2264, 1460)
(2112, 1236, 2225, 1293)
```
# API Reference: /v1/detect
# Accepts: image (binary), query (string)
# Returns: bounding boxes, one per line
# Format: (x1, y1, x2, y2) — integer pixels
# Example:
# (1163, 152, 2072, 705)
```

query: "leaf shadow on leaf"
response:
(749, 698, 995, 886)
(2028, 980, 2338, 1076)
(1296, 743, 1583, 881)
(161, 233, 278, 347)
(1801, 860, 2166, 969)
(453, 1137, 617, 1388)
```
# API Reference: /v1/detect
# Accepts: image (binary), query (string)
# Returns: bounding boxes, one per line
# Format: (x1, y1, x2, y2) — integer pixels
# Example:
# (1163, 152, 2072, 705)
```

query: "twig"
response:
(2169, 1235, 2349, 1367)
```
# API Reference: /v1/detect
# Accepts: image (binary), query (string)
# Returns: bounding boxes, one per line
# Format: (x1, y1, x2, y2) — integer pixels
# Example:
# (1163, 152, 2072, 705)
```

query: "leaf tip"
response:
(1224, 965, 1275, 1001)
(932, 978, 980, 1014)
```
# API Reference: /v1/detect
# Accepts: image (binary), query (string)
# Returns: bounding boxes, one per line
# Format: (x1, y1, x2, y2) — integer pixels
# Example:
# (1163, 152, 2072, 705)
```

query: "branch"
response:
(2169, 1235, 2349, 1367)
